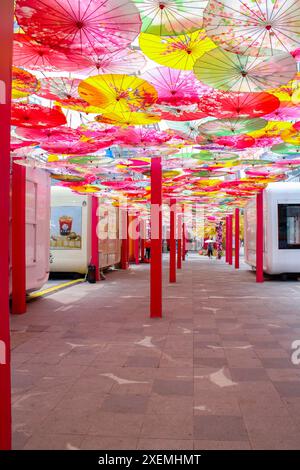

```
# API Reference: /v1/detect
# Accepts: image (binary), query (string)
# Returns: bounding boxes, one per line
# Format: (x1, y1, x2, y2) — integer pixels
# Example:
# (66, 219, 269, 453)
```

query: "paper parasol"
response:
(83, 49, 146, 75)
(12, 67, 39, 99)
(133, 0, 207, 36)
(15, 0, 141, 55)
(142, 66, 211, 106)
(95, 111, 161, 126)
(248, 120, 293, 139)
(13, 34, 90, 72)
(198, 118, 267, 136)
(263, 102, 300, 121)
(199, 91, 279, 119)
(78, 74, 157, 114)
(149, 103, 208, 121)
(194, 48, 297, 92)
(11, 103, 67, 128)
(214, 135, 255, 149)
(271, 143, 300, 155)
(40, 139, 113, 155)
(37, 77, 89, 109)
(139, 30, 216, 70)
(203, 0, 300, 57)
(281, 127, 300, 145)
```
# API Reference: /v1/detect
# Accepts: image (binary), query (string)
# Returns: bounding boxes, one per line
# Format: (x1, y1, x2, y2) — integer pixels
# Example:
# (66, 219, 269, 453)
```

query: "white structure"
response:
(244, 182, 300, 274)
(50, 187, 121, 275)
(9, 167, 51, 293)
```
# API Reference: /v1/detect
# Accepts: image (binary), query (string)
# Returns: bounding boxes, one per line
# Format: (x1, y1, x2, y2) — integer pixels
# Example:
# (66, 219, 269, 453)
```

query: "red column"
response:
(134, 214, 140, 264)
(140, 219, 146, 262)
(235, 208, 240, 269)
(256, 190, 264, 283)
(177, 210, 182, 269)
(0, 0, 14, 450)
(150, 157, 162, 318)
(169, 198, 176, 283)
(91, 196, 100, 281)
(120, 209, 129, 270)
(182, 206, 186, 261)
(225, 216, 229, 263)
(228, 214, 233, 265)
(12, 162, 27, 314)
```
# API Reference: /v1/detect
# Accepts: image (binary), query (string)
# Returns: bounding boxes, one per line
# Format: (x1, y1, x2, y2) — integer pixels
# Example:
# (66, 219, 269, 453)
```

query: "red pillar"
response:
(177, 210, 182, 269)
(91, 196, 100, 281)
(150, 157, 162, 318)
(235, 208, 240, 269)
(182, 206, 186, 261)
(169, 198, 176, 283)
(140, 219, 146, 262)
(12, 162, 27, 314)
(228, 214, 233, 266)
(0, 0, 14, 450)
(134, 214, 140, 264)
(120, 209, 129, 270)
(225, 216, 229, 263)
(256, 190, 264, 283)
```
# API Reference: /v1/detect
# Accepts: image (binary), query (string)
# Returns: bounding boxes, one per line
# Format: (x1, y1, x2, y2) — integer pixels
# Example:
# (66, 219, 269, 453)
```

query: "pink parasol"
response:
(11, 103, 67, 128)
(263, 102, 300, 121)
(40, 138, 114, 154)
(15, 0, 142, 55)
(118, 127, 173, 147)
(142, 67, 212, 106)
(214, 135, 255, 149)
(83, 49, 146, 75)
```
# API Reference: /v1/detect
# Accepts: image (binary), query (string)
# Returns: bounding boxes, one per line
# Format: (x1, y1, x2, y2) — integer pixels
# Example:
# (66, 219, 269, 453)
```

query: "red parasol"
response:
(11, 103, 67, 128)
(199, 91, 280, 119)
(214, 135, 255, 149)
(15, 0, 141, 55)
(13, 34, 90, 72)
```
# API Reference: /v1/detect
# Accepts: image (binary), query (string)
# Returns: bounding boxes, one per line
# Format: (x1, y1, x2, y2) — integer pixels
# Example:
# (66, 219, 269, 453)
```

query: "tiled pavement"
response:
(10, 254, 300, 450)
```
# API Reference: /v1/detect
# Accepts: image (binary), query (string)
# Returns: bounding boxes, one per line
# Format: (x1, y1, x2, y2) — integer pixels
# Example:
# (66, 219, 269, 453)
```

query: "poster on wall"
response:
(50, 206, 82, 250)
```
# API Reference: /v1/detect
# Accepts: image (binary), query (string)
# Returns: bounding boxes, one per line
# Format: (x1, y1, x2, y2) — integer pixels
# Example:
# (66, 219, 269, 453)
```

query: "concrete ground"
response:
(10, 254, 300, 450)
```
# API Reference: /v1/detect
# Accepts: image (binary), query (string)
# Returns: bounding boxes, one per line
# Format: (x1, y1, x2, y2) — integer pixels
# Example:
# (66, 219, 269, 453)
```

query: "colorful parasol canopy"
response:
(142, 66, 211, 106)
(12, 66, 39, 99)
(199, 91, 280, 119)
(13, 34, 90, 72)
(194, 48, 297, 92)
(203, 0, 300, 57)
(133, 0, 207, 36)
(15, 0, 142, 55)
(78, 74, 158, 114)
(198, 118, 267, 136)
(139, 29, 216, 70)
(11, 103, 67, 128)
